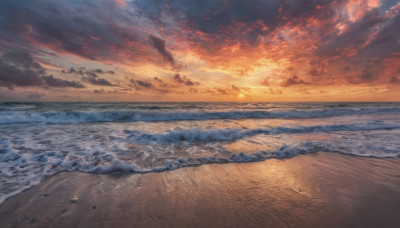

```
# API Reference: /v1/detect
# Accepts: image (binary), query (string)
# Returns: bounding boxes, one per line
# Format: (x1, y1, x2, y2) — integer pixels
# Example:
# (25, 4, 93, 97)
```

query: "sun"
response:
(238, 93, 244, 99)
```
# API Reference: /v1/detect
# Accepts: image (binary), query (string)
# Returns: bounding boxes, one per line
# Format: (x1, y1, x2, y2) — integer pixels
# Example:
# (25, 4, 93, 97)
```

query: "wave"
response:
(0, 104, 37, 111)
(2, 137, 399, 205)
(1, 106, 400, 124)
(124, 123, 400, 144)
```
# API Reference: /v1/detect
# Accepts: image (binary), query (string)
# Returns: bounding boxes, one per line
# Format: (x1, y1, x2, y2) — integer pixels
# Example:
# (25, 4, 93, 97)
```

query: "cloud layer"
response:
(0, 0, 399, 101)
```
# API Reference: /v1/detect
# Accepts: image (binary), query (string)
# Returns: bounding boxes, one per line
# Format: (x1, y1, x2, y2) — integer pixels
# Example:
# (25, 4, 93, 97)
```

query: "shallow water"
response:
(1, 102, 400, 204)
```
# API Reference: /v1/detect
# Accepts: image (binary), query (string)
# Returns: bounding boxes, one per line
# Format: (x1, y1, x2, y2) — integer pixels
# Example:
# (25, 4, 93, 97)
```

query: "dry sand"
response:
(1, 152, 400, 227)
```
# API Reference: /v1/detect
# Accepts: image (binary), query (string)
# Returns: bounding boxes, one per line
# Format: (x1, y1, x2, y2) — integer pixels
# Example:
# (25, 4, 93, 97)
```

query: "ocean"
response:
(1, 102, 400, 204)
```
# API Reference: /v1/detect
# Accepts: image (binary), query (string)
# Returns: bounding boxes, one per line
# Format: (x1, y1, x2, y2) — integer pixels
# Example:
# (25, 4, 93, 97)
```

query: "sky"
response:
(0, 0, 399, 102)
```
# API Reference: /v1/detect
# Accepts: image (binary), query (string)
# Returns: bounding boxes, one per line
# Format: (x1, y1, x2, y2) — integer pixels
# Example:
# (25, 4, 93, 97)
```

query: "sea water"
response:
(1, 102, 400, 204)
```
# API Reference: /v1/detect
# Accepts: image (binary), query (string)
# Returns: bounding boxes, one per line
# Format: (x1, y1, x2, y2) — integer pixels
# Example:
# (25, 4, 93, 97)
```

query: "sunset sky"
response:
(0, 0, 399, 101)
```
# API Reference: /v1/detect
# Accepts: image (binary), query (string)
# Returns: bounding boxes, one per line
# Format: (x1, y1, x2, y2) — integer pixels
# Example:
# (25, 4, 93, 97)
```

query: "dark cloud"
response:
(149, 35, 175, 68)
(89, 69, 114, 74)
(315, 4, 400, 76)
(173, 74, 199, 86)
(131, 75, 201, 94)
(205, 89, 215, 94)
(130, 78, 170, 93)
(62, 68, 85, 76)
(65, 67, 114, 86)
(348, 70, 377, 84)
(355, 9, 400, 59)
(0, 51, 45, 89)
(281, 75, 309, 87)
(230, 85, 251, 93)
(1, 0, 397, 65)
(309, 69, 324, 77)
(153, 77, 168, 87)
(0, 51, 84, 89)
(231, 85, 241, 92)
(41, 75, 85, 88)
(85, 74, 114, 86)
(131, 79, 153, 89)
(261, 78, 270, 87)
(390, 76, 399, 84)
(204, 85, 249, 95)
(93, 69, 104, 74)
(341, 66, 351, 72)
(359, 70, 375, 82)
(265, 88, 283, 95)
(216, 88, 227, 95)
(317, 8, 385, 58)
(0, 0, 142, 61)
(135, 0, 334, 47)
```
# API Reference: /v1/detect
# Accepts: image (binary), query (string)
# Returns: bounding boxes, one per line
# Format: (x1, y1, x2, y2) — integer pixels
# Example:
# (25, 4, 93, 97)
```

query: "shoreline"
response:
(1, 152, 400, 227)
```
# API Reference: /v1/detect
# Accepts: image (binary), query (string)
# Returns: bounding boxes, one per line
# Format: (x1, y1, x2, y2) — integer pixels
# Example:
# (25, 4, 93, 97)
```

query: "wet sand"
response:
(1, 152, 400, 228)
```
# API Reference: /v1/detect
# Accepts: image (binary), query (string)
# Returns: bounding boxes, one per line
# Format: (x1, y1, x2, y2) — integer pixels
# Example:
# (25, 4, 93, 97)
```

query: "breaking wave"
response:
(124, 123, 400, 144)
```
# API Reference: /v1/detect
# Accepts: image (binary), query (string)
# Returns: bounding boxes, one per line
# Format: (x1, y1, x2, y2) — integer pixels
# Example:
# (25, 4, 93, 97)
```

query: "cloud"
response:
(261, 79, 270, 87)
(41, 75, 85, 88)
(0, 0, 144, 62)
(149, 35, 175, 68)
(309, 69, 324, 77)
(203, 85, 250, 96)
(153, 77, 168, 87)
(348, 70, 377, 84)
(216, 88, 228, 95)
(390, 76, 399, 84)
(131, 79, 153, 89)
(359, 70, 375, 82)
(231, 85, 241, 92)
(0, 0, 399, 100)
(0, 51, 45, 89)
(265, 88, 283, 95)
(62, 68, 85, 76)
(85, 74, 114, 86)
(281, 75, 309, 87)
(130, 74, 201, 94)
(130, 78, 170, 93)
(341, 66, 351, 72)
(0, 51, 84, 89)
(65, 67, 114, 86)
(173, 74, 199, 86)
(188, 87, 198, 93)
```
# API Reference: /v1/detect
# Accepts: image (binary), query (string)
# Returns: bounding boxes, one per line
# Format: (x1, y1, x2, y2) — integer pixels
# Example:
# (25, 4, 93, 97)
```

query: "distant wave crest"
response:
(1, 106, 400, 124)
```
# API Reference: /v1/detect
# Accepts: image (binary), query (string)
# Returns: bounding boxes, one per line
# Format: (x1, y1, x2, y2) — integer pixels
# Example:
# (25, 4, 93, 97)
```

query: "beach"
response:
(1, 0, 399, 226)
(1, 152, 400, 228)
